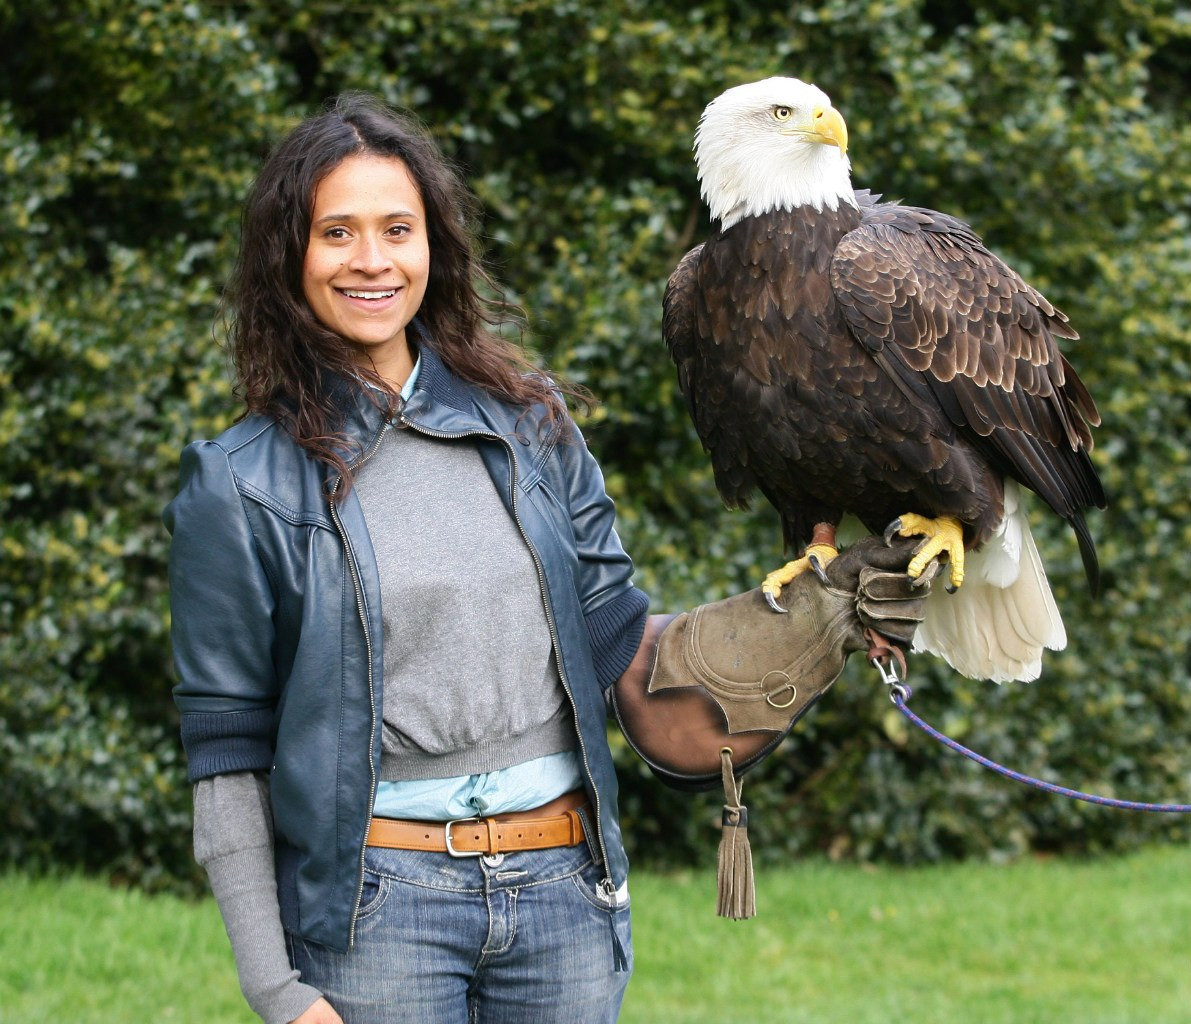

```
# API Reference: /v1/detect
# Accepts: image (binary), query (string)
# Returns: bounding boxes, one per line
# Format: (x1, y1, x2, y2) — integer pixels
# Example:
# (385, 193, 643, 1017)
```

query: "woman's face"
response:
(302, 154, 430, 385)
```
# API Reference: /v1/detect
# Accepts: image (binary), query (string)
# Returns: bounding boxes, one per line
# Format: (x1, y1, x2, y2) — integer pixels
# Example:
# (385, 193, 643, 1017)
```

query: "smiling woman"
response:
(165, 93, 653, 1024)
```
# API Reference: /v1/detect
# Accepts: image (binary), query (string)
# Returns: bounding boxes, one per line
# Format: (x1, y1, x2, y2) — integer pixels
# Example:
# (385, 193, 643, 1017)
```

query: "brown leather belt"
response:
(366, 788, 589, 858)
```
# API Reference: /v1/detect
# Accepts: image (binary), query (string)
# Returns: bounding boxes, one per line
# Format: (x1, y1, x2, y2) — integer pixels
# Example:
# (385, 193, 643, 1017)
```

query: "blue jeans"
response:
(286, 840, 633, 1023)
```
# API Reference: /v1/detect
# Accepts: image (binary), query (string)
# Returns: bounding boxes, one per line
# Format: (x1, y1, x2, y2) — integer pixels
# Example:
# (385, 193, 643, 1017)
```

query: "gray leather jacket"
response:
(165, 341, 648, 952)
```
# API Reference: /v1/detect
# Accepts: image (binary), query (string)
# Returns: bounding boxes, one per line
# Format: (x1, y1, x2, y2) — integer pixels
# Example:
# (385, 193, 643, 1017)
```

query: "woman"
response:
(167, 91, 649, 1023)
(166, 94, 929, 1024)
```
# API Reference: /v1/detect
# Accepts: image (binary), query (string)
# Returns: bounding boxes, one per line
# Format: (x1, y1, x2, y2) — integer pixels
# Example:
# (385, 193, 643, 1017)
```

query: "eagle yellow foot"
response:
(761, 543, 839, 613)
(884, 514, 965, 592)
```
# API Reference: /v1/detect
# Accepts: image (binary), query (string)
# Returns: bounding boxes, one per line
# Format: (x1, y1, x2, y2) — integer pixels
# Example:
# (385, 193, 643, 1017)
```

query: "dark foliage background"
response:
(1, 0, 1188, 889)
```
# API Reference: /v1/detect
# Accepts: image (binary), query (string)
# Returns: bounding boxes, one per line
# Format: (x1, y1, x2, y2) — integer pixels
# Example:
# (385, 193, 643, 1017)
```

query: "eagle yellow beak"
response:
(805, 105, 848, 155)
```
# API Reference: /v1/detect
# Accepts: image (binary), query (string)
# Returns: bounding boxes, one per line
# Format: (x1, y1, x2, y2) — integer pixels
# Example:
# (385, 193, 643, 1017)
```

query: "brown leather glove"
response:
(611, 535, 935, 790)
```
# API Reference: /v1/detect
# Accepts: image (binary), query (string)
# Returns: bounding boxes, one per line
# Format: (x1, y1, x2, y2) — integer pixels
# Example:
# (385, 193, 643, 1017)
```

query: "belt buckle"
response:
(444, 816, 485, 858)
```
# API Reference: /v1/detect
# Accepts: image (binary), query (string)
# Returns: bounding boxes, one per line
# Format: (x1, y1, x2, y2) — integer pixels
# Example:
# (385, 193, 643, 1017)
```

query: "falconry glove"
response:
(611, 535, 934, 792)
(611, 535, 933, 919)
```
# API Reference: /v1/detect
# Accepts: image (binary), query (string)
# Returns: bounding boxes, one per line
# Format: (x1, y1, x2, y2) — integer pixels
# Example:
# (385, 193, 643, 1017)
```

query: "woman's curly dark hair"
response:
(224, 92, 573, 495)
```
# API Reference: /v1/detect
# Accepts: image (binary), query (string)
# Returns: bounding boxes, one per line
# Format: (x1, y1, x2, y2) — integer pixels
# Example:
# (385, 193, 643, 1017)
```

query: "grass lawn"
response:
(1, 845, 1188, 1023)
(621, 844, 1191, 1023)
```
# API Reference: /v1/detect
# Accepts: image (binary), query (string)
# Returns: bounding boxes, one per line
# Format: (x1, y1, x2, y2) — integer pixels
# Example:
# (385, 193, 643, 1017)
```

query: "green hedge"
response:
(1, 0, 1189, 888)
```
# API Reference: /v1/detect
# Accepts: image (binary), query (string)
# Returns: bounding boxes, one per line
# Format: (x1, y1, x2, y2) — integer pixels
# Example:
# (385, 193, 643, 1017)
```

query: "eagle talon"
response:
(890, 513, 966, 590)
(912, 558, 943, 589)
(883, 518, 903, 547)
(760, 542, 839, 611)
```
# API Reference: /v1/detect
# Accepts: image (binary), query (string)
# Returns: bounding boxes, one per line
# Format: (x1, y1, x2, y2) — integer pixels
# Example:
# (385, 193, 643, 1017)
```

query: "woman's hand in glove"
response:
(611, 535, 936, 789)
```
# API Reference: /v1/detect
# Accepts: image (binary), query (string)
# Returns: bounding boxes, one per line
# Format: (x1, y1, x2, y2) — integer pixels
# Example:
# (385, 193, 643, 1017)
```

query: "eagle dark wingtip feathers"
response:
(1070, 510, 1102, 598)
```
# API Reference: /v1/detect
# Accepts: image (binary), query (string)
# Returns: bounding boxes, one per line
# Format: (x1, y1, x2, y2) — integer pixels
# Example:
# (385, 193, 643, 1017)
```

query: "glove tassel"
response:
(715, 747, 756, 920)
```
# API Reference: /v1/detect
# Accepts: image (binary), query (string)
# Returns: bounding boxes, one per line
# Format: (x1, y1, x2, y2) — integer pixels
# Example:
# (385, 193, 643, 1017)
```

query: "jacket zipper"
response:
(396, 415, 617, 882)
(330, 423, 388, 949)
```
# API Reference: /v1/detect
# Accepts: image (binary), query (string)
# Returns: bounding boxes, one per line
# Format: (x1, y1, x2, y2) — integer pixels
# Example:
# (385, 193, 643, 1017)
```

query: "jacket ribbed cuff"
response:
(181, 708, 275, 782)
(586, 586, 650, 688)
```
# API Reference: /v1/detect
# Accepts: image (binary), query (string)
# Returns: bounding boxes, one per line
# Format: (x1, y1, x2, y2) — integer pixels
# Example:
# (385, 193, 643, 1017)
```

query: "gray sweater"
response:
(194, 425, 580, 1023)
(360, 424, 576, 780)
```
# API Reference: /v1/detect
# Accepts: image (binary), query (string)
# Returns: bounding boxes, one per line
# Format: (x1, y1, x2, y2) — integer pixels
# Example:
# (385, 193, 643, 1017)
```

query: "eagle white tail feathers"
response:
(910, 482, 1066, 683)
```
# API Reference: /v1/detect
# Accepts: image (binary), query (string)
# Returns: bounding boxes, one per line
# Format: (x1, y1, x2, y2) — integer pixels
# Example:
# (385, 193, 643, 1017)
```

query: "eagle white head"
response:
(695, 77, 857, 230)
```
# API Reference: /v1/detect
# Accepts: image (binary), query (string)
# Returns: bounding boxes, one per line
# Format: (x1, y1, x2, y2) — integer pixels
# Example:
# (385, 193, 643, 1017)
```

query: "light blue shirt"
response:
(373, 750, 584, 819)
(394, 354, 421, 405)
(371, 356, 584, 819)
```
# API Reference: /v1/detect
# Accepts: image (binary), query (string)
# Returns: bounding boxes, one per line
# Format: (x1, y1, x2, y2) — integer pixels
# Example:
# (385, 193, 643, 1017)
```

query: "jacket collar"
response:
(402, 335, 476, 422)
(330, 325, 491, 466)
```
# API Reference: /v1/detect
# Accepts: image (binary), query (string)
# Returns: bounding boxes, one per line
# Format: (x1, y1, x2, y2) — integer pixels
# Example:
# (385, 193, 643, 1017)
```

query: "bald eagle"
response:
(665, 77, 1105, 683)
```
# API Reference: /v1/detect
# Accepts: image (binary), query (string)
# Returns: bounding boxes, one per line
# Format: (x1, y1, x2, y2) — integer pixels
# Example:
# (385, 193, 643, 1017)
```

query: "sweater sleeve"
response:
(193, 772, 322, 1024)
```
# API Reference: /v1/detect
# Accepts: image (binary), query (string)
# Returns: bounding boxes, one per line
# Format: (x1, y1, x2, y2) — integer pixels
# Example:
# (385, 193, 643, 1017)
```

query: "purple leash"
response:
(871, 659, 1191, 814)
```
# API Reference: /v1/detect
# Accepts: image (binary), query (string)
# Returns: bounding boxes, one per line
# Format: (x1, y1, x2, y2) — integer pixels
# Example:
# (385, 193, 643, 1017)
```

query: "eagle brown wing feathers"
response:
(665, 239, 767, 514)
(830, 200, 1106, 590)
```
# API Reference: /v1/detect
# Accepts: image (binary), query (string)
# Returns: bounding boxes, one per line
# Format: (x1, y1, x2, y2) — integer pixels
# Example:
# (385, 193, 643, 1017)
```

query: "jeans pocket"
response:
(570, 857, 630, 913)
(354, 869, 391, 922)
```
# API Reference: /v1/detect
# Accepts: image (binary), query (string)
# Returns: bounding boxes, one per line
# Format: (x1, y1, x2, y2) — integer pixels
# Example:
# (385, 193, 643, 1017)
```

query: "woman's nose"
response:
(349, 234, 390, 274)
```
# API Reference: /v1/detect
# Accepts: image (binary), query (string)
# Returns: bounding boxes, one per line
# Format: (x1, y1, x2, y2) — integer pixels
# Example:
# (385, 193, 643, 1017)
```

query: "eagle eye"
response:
(773, 106, 793, 121)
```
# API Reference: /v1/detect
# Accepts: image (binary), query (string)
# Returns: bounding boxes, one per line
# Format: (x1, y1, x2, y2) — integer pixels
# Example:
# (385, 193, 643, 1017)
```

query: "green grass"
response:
(621, 845, 1191, 1024)
(0, 872, 256, 1023)
(2, 846, 1188, 1023)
